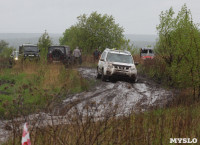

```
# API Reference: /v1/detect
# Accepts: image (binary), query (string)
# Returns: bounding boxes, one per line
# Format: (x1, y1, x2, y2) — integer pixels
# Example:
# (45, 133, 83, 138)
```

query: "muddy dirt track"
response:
(0, 67, 174, 144)
(61, 67, 173, 116)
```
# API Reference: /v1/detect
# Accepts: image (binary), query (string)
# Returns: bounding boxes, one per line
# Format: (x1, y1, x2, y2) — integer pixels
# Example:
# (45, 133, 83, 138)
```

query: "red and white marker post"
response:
(22, 123, 31, 145)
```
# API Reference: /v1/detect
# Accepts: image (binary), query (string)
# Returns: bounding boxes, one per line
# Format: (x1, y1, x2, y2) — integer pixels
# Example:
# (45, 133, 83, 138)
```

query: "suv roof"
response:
(104, 48, 131, 55)
(141, 46, 153, 50)
(20, 44, 37, 47)
(49, 45, 69, 48)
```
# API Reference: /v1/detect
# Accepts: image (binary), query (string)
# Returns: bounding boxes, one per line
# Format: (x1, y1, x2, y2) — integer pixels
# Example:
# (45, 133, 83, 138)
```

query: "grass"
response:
(0, 57, 10, 70)
(4, 101, 200, 145)
(2, 55, 200, 144)
(81, 54, 98, 68)
(0, 61, 90, 118)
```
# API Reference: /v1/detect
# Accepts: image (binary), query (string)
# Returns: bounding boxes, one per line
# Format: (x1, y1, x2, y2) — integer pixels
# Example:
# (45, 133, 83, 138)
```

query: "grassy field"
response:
(2, 56, 200, 145)
(0, 61, 90, 118)
(4, 98, 200, 145)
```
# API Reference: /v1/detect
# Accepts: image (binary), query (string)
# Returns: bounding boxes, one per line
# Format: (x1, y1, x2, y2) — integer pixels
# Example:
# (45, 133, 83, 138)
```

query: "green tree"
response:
(60, 12, 133, 53)
(0, 40, 9, 53)
(38, 30, 52, 60)
(156, 4, 200, 98)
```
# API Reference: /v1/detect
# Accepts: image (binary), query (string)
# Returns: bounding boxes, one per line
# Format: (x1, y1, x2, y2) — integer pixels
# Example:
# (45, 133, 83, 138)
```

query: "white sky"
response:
(0, 0, 200, 34)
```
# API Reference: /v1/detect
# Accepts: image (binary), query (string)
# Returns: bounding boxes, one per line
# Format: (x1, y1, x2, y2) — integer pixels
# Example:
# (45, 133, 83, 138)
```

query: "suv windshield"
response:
(106, 53, 133, 64)
(24, 46, 38, 52)
(141, 49, 154, 56)
(141, 49, 148, 53)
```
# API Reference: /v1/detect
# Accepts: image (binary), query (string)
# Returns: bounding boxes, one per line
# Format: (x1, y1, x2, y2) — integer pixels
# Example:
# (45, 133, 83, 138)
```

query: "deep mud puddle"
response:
(61, 68, 173, 116)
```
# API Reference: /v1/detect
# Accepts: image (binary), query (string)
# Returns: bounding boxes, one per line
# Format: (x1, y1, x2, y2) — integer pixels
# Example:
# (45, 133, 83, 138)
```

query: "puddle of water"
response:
(63, 77, 173, 118)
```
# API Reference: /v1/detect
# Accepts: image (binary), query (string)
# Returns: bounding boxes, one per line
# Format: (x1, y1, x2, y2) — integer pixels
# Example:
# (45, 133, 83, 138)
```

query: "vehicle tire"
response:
(130, 77, 136, 83)
(101, 69, 107, 81)
(96, 67, 101, 79)
(110, 77, 117, 83)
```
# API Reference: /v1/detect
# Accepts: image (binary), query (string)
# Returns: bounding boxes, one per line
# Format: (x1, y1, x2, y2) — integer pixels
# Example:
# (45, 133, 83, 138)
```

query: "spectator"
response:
(73, 46, 81, 64)
(93, 48, 100, 62)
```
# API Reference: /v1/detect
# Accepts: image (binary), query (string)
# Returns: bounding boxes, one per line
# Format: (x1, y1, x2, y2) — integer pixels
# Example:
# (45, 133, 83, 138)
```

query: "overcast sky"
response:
(0, 0, 200, 35)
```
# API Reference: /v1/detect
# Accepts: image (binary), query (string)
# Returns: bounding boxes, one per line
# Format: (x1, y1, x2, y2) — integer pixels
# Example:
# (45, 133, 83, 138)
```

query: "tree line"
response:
(154, 4, 200, 98)
(0, 12, 135, 59)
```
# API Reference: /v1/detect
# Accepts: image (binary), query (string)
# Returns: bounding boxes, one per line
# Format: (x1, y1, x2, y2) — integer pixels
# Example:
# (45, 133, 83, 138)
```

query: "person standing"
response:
(73, 46, 81, 64)
(93, 48, 100, 62)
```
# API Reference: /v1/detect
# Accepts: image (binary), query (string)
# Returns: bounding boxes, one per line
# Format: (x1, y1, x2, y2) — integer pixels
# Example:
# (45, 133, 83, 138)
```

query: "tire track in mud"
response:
(60, 67, 173, 116)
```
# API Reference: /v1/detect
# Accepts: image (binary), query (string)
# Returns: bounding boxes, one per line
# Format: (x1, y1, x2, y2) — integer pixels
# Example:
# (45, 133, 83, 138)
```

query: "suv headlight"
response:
(107, 63, 113, 69)
(130, 66, 136, 71)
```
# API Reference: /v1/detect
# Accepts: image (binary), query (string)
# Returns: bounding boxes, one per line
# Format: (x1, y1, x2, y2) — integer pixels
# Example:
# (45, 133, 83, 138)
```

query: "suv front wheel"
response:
(130, 76, 136, 83)
(96, 67, 101, 79)
(101, 69, 107, 81)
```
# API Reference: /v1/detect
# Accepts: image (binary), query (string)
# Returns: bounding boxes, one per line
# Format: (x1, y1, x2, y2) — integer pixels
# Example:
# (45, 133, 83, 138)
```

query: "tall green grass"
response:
(5, 102, 200, 145)
(0, 61, 90, 118)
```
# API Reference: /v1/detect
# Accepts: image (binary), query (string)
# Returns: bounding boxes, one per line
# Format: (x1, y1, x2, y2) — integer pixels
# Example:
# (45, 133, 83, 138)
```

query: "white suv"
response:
(97, 48, 138, 82)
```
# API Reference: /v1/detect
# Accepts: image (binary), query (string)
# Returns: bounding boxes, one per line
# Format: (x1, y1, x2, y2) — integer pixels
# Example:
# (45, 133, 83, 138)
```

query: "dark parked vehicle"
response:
(19, 44, 40, 61)
(47, 46, 72, 66)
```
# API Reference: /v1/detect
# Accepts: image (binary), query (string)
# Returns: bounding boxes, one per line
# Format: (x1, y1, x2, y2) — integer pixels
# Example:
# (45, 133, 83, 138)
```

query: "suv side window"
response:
(100, 52, 106, 60)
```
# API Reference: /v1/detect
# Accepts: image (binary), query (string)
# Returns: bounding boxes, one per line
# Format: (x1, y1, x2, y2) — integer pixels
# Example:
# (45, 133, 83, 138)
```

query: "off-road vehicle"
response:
(140, 47, 154, 60)
(97, 48, 138, 83)
(19, 44, 40, 61)
(47, 45, 72, 66)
